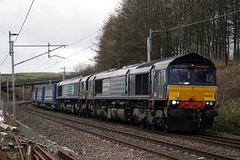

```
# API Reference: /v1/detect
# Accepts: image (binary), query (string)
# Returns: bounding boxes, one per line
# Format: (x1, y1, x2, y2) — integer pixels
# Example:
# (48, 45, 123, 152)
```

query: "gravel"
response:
(14, 104, 240, 159)
(16, 105, 163, 159)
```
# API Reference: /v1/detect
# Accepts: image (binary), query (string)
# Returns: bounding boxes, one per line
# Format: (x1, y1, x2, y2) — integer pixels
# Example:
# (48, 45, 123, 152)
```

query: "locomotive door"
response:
(150, 66, 155, 98)
(125, 70, 130, 96)
(155, 70, 166, 100)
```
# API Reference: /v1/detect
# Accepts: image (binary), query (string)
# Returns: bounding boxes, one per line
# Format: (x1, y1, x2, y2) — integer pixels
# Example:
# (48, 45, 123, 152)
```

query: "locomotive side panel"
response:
(111, 76, 126, 97)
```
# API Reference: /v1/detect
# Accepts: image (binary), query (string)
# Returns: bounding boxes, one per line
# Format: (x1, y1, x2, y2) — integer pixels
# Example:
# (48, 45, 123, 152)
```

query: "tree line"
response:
(80, 0, 240, 73)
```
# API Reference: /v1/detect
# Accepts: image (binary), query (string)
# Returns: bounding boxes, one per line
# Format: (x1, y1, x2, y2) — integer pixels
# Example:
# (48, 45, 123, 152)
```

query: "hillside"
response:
(215, 61, 240, 105)
(212, 61, 240, 135)
(0, 72, 63, 103)
(1, 72, 62, 83)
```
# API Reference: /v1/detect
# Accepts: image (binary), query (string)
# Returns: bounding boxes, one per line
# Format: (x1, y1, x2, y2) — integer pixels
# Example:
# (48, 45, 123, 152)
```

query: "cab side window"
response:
(157, 70, 165, 85)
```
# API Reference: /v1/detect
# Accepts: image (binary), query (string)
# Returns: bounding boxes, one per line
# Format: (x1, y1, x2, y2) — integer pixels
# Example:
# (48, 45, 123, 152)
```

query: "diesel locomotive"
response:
(32, 53, 218, 132)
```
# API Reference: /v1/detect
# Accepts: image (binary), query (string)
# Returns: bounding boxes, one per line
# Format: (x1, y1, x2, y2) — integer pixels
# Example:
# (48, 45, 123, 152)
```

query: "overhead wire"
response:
(78, 9, 240, 63)
(15, 46, 64, 66)
(0, 53, 10, 66)
(40, 44, 97, 71)
(33, 29, 101, 72)
(38, 9, 240, 72)
(68, 29, 101, 46)
(0, 0, 35, 68)
(14, 0, 35, 43)
(33, 47, 65, 71)
(160, 9, 240, 33)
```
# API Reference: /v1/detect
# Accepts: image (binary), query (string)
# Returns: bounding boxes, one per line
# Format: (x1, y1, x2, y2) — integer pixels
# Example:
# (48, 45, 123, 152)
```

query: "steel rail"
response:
(58, 150, 76, 160)
(0, 150, 8, 160)
(164, 133, 240, 150)
(37, 145, 59, 160)
(33, 148, 46, 160)
(196, 134, 240, 146)
(22, 105, 238, 160)
(23, 105, 178, 160)
(12, 133, 24, 160)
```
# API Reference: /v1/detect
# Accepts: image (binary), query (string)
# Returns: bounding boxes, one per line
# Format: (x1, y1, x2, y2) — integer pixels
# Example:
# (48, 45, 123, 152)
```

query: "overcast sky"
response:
(0, 0, 121, 74)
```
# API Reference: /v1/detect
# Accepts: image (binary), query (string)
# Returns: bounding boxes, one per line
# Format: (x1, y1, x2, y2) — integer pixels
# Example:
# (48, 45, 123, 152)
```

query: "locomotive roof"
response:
(58, 76, 82, 86)
(88, 53, 215, 80)
(81, 74, 92, 82)
(90, 64, 140, 80)
(137, 53, 215, 69)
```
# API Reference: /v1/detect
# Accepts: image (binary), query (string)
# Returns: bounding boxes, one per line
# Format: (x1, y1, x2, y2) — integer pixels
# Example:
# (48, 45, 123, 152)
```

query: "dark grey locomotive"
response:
(52, 53, 218, 132)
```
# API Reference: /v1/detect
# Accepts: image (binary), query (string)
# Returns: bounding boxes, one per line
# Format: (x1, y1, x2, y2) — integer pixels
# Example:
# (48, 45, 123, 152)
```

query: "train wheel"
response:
(139, 119, 145, 128)
(134, 116, 138, 124)
(163, 123, 169, 133)
(139, 123, 145, 129)
(150, 124, 156, 131)
(100, 112, 105, 121)
(84, 112, 89, 118)
(78, 110, 83, 117)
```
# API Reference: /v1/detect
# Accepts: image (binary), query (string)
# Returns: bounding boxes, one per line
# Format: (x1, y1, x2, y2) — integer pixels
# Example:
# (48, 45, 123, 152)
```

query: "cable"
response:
(41, 61, 59, 72)
(15, 46, 64, 66)
(40, 44, 97, 71)
(160, 9, 240, 33)
(0, 53, 9, 66)
(34, 30, 100, 71)
(37, 9, 240, 72)
(39, 38, 146, 71)
(33, 47, 65, 71)
(14, 0, 35, 43)
(33, 59, 52, 71)
(66, 44, 96, 59)
(1, 0, 34, 68)
(94, 38, 147, 62)
(68, 29, 101, 46)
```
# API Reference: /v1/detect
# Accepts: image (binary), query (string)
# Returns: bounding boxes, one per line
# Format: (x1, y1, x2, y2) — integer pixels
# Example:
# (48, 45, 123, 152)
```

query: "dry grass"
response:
(215, 60, 240, 106)
(211, 60, 240, 135)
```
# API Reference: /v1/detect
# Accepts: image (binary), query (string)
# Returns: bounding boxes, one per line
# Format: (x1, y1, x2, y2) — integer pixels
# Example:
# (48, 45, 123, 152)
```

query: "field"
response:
(1, 72, 62, 82)
(0, 72, 62, 102)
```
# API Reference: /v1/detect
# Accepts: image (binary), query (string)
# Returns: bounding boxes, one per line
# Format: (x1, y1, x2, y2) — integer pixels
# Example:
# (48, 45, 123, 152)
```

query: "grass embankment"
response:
(211, 61, 240, 135)
(1, 72, 62, 82)
(1, 72, 62, 102)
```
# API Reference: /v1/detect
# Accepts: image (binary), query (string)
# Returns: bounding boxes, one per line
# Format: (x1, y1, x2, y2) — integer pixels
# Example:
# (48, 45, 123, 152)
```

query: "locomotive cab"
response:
(164, 54, 218, 132)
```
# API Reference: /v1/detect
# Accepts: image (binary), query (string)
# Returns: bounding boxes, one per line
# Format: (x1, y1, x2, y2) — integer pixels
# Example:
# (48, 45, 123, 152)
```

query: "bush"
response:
(211, 99, 240, 136)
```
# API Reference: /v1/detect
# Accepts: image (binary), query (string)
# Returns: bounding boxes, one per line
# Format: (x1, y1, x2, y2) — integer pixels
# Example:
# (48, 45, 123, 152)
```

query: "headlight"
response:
(205, 101, 215, 106)
(170, 100, 180, 106)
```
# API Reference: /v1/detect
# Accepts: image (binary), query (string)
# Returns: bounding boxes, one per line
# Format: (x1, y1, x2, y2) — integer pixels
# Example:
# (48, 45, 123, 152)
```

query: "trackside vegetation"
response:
(211, 61, 240, 135)
(211, 99, 240, 135)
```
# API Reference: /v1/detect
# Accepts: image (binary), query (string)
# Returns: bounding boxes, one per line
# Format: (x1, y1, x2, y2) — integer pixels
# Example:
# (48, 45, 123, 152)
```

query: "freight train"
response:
(32, 53, 218, 132)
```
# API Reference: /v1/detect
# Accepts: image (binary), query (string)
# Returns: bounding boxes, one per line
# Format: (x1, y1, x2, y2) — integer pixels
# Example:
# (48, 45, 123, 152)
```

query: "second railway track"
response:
(19, 104, 239, 160)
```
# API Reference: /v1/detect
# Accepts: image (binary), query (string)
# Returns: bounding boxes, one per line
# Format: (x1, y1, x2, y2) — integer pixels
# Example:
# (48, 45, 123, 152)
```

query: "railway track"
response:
(22, 105, 177, 160)
(19, 104, 239, 160)
(160, 133, 240, 151)
(184, 134, 240, 150)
